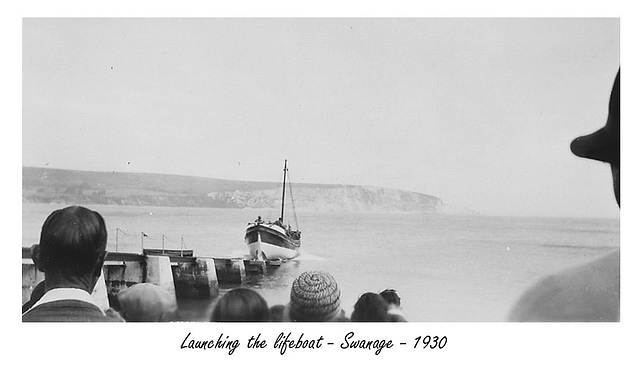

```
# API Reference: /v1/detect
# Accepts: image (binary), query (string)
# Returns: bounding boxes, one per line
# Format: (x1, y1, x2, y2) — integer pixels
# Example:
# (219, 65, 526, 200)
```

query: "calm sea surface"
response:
(22, 202, 619, 322)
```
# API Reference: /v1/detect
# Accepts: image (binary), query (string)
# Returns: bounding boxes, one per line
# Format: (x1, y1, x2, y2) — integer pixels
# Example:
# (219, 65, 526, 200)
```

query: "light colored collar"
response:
(23, 288, 104, 316)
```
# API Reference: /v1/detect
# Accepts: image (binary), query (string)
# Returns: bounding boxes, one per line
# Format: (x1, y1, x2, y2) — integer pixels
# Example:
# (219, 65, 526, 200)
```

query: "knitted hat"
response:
(289, 271, 341, 321)
(117, 283, 177, 322)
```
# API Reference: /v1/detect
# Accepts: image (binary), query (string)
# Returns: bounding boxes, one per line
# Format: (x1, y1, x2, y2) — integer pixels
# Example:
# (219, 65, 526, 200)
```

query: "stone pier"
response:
(213, 258, 246, 284)
(170, 257, 219, 299)
(195, 258, 219, 298)
(145, 255, 176, 298)
(22, 248, 278, 308)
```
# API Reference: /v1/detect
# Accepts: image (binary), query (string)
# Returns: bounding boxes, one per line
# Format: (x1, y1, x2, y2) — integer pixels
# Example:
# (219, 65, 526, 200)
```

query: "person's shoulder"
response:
(543, 250, 619, 296)
(508, 250, 619, 322)
(23, 300, 122, 322)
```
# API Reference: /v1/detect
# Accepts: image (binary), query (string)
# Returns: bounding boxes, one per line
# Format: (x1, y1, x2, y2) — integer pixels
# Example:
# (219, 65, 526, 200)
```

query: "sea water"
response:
(21, 202, 619, 322)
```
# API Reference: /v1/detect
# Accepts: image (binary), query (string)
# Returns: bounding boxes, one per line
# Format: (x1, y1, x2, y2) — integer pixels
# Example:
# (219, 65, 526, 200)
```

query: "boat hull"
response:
(245, 223, 300, 260)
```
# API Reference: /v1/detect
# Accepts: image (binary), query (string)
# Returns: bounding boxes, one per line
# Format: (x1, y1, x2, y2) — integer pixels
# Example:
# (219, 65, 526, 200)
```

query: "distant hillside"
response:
(22, 166, 456, 213)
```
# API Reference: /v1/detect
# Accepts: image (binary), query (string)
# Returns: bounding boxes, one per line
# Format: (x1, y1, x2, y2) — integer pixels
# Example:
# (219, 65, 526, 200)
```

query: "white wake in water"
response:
(291, 248, 325, 261)
(221, 248, 324, 261)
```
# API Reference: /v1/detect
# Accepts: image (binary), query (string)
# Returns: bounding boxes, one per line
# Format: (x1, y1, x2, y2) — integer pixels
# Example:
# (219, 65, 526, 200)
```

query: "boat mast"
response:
(280, 159, 287, 222)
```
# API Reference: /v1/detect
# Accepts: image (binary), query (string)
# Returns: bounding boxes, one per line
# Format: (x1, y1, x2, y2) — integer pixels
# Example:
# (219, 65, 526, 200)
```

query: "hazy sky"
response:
(22, 18, 620, 218)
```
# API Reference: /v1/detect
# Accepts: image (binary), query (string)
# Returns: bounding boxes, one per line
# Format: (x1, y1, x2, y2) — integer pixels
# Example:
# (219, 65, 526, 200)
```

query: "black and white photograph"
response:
(6, 2, 638, 379)
(21, 17, 620, 323)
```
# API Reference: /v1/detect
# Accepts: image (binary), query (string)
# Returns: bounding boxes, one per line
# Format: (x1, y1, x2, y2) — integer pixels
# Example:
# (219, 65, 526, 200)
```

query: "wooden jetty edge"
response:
(22, 247, 283, 306)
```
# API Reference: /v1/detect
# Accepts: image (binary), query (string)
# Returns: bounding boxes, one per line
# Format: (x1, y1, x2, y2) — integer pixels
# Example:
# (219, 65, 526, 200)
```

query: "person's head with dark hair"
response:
(379, 289, 401, 307)
(33, 205, 108, 293)
(268, 304, 286, 322)
(350, 292, 389, 322)
(23, 206, 119, 322)
(211, 288, 269, 322)
(379, 288, 407, 322)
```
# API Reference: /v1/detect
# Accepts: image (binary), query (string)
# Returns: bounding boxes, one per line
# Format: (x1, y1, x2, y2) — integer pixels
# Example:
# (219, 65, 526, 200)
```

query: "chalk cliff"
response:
(208, 186, 441, 212)
(22, 166, 465, 213)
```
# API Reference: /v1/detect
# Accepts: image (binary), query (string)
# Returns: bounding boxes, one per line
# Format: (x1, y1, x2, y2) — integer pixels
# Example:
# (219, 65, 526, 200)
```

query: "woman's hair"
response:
(39, 206, 108, 274)
(351, 292, 389, 322)
(268, 304, 286, 322)
(211, 288, 269, 322)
